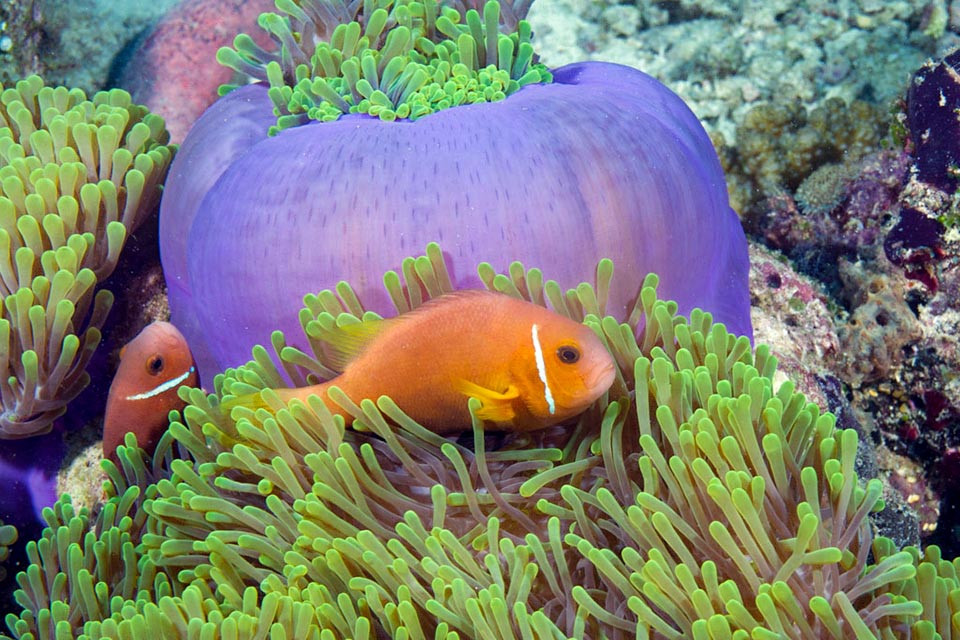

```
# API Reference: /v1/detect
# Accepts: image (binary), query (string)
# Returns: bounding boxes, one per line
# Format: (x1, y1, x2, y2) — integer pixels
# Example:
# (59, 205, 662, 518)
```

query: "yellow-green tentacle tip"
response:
(219, 0, 551, 130)
(0, 520, 16, 581)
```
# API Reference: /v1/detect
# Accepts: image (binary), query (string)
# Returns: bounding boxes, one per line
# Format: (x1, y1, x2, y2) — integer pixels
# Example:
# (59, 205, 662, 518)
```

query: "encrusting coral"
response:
(0, 75, 174, 438)
(5, 245, 958, 638)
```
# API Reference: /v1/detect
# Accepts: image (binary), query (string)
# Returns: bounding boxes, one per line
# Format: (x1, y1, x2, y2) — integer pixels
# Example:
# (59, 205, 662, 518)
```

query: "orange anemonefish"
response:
(102, 321, 198, 462)
(225, 290, 616, 433)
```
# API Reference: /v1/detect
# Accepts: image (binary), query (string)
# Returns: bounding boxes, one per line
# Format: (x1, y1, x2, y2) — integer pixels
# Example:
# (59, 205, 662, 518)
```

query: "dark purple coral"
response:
(160, 62, 752, 384)
(884, 206, 945, 291)
(907, 48, 960, 193)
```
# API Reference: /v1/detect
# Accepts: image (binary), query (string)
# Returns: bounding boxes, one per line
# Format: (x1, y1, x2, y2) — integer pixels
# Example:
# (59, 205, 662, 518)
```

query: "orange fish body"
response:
(102, 321, 198, 461)
(234, 290, 616, 433)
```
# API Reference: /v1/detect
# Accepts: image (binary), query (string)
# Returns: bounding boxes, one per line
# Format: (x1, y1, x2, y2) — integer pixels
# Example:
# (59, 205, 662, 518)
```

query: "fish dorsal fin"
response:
(313, 291, 499, 371)
(396, 289, 504, 317)
(312, 313, 391, 371)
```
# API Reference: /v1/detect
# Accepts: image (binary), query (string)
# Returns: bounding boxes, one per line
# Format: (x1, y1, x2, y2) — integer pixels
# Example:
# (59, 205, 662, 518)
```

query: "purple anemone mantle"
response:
(160, 61, 752, 385)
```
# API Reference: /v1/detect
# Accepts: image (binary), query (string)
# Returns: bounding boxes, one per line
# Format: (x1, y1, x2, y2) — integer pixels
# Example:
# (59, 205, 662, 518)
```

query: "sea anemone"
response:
(5, 246, 954, 638)
(0, 75, 174, 438)
(159, 0, 750, 386)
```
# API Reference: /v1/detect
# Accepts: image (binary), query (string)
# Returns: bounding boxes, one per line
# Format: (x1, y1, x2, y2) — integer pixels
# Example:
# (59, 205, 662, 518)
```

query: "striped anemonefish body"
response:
(226, 290, 616, 434)
(102, 321, 198, 461)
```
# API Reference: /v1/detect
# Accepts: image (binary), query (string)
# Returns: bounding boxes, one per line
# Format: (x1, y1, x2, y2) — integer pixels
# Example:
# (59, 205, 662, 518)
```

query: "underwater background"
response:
(0, 0, 959, 637)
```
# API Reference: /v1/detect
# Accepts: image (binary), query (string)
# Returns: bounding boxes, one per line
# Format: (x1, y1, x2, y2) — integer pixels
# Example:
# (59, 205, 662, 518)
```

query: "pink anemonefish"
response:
(102, 321, 198, 462)
(225, 290, 617, 433)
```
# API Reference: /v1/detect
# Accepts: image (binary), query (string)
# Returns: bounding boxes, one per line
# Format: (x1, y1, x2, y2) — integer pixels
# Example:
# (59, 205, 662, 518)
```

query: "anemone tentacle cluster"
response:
(5, 245, 958, 638)
(0, 75, 174, 438)
(217, 0, 551, 129)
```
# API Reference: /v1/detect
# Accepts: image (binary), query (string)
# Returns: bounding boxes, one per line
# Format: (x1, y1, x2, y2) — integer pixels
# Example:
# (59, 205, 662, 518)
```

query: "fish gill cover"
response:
(3, 245, 955, 639)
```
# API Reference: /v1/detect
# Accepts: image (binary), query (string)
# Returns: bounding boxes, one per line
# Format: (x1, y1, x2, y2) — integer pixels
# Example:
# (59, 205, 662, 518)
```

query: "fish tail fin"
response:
(220, 384, 348, 423)
(219, 392, 275, 424)
(221, 386, 314, 416)
(220, 391, 271, 415)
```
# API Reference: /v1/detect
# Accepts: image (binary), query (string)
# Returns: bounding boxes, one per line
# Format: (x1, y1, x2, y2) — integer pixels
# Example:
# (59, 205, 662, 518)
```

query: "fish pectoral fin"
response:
(456, 379, 519, 423)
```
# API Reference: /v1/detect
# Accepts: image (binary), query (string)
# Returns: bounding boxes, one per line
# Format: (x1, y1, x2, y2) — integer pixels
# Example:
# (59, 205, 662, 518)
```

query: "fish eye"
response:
(556, 345, 580, 364)
(146, 354, 165, 376)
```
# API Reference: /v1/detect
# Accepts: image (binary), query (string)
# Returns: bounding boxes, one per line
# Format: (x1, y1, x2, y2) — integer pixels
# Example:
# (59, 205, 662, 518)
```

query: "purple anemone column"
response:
(160, 62, 751, 385)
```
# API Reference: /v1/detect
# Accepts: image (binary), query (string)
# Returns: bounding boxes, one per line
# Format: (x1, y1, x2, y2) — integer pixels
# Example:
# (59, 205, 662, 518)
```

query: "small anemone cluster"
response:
(217, 0, 552, 130)
(0, 75, 174, 438)
(6, 245, 959, 638)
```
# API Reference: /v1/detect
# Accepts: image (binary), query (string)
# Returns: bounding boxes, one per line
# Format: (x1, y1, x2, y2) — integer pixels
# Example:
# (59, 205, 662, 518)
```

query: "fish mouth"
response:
(586, 360, 617, 395)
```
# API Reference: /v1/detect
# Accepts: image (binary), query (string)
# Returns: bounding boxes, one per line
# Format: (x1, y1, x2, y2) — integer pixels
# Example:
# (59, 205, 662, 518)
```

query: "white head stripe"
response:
(125, 366, 196, 401)
(531, 324, 556, 415)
